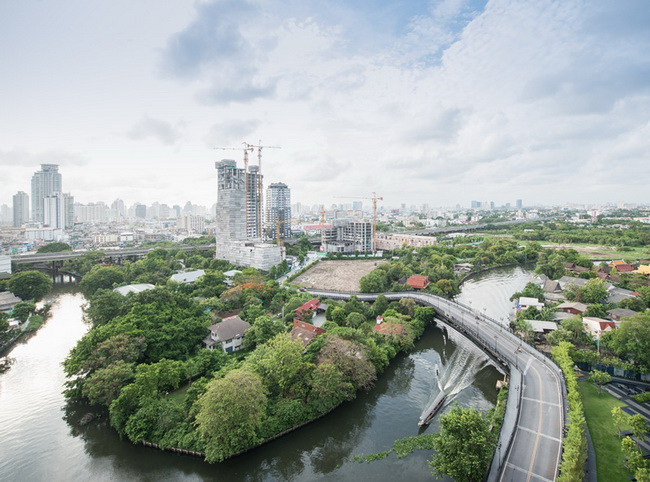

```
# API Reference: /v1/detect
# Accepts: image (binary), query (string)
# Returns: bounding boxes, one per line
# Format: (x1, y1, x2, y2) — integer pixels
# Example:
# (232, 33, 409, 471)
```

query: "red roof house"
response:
(290, 319, 326, 346)
(406, 275, 430, 290)
(295, 298, 321, 320)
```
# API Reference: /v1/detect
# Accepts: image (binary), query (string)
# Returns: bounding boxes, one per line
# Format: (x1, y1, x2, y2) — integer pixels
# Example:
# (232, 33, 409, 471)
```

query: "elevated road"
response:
(308, 290, 565, 482)
(11, 244, 215, 264)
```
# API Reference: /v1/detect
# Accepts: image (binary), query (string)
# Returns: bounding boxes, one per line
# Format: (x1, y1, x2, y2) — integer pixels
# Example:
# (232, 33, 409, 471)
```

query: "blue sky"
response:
(1, 0, 649, 209)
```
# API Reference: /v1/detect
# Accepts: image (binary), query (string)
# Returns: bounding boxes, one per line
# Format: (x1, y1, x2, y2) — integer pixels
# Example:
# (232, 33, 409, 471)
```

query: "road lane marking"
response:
(518, 426, 562, 442)
(505, 463, 554, 482)
(527, 364, 544, 482)
(521, 396, 562, 408)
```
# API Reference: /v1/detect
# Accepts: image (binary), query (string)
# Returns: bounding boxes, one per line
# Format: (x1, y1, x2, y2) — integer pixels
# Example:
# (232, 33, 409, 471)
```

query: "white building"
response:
(203, 316, 251, 353)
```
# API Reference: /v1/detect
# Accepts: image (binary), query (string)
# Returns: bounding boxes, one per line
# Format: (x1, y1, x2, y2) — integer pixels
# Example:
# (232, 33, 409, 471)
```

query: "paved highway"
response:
(308, 290, 565, 482)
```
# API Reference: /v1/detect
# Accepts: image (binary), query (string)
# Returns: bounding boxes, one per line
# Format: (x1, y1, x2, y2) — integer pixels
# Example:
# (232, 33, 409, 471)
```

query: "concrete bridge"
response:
(10, 244, 216, 265)
(308, 289, 566, 482)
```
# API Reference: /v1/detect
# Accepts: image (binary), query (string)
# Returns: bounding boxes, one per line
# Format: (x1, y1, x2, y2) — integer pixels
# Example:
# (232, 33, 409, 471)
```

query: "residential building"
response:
(266, 182, 291, 240)
(13, 191, 29, 227)
(63, 193, 74, 228)
(114, 284, 155, 296)
(582, 317, 617, 341)
(556, 301, 588, 316)
(170, 270, 205, 284)
(607, 308, 637, 323)
(31, 164, 61, 223)
(75, 202, 109, 224)
(0, 291, 22, 313)
(178, 214, 205, 234)
(406, 274, 430, 290)
(43, 192, 64, 228)
(375, 233, 437, 250)
(516, 297, 544, 310)
(204, 316, 251, 353)
(291, 320, 326, 347)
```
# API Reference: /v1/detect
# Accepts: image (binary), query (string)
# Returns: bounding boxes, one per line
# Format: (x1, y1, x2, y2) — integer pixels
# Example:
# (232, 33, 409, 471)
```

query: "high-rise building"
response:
(135, 204, 147, 219)
(110, 199, 126, 222)
(43, 192, 64, 228)
(246, 165, 263, 238)
(266, 182, 291, 240)
(63, 193, 74, 228)
(13, 191, 29, 227)
(31, 164, 62, 223)
(215, 159, 282, 271)
(516, 199, 523, 209)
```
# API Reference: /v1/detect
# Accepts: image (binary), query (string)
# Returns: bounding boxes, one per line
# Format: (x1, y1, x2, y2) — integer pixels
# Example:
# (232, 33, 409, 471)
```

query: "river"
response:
(0, 267, 533, 481)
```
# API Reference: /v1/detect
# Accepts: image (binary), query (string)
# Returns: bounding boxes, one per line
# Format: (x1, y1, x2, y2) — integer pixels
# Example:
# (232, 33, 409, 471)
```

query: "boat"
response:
(418, 390, 447, 426)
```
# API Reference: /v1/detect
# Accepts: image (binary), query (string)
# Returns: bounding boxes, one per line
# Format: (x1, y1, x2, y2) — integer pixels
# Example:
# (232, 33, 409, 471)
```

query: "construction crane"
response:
(334, 193, 383, 253)
(243, 141, 281, 238)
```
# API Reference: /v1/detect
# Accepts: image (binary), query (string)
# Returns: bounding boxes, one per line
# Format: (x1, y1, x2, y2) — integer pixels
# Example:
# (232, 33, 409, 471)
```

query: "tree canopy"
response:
(9, 270, 53, 301)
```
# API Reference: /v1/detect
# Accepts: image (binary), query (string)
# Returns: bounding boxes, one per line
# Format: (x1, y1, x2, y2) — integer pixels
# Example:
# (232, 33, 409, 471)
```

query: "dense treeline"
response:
(359, 238, 541, 296)
(64, 249, 437, 463)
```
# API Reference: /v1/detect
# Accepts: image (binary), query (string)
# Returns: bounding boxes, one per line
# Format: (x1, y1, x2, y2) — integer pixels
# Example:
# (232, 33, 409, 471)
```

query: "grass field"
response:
(578, 381, 634, 482)
(541, 243, 650, 261)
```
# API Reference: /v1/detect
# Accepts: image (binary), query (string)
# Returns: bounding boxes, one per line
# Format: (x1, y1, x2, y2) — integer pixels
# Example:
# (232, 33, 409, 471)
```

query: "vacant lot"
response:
(293, 260, 384, 291)
(542, 243, 650, 261)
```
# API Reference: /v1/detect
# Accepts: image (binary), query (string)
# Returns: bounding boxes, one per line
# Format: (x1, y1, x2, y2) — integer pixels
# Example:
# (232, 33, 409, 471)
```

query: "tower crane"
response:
(334, 192, 383, 253)
(243, 141, 281, 238)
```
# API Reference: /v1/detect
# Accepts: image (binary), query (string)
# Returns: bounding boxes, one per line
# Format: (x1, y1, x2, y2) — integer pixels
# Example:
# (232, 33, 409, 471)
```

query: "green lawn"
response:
(166, 383, 190, 404)
(541, 242, 650, 261)
(578, 381, 634, 482)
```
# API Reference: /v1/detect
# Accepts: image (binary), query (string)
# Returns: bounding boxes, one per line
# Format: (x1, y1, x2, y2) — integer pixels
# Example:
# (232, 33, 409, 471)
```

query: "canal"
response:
(0, 267, 533, 481)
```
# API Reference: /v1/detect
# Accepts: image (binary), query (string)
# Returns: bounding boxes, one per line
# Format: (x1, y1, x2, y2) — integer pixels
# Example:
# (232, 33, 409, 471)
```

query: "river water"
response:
(0, 267, 533, 481)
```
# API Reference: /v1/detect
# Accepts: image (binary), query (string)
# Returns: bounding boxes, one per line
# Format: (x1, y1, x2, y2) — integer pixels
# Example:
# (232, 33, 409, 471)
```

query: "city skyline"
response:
(1, 1, 649, 208)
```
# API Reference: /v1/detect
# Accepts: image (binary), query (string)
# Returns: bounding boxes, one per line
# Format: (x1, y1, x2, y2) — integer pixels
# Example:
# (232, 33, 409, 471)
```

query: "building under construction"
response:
(215, 159, 283, 271)
(322, 219, 372, 253)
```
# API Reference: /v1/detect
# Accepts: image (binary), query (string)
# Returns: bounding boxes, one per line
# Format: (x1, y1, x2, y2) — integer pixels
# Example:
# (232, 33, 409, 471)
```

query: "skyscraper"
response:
(516, 199, 523, 209)
(266, 182, 291, 240)
(31, 164, 62, 223)
(43, 192, 64, 228)
(13, 191, 29, 227)
(215, 159, 282, 270)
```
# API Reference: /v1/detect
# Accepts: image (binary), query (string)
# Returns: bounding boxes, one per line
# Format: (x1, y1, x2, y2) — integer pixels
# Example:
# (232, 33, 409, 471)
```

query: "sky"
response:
(1, 0, 649, 210)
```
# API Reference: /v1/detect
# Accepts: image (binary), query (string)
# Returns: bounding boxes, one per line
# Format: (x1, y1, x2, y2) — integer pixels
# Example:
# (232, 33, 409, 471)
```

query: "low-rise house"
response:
(527, 320, 558, 335)
(543, 279, 564, 303)
(553, 311, 576, 322)
(565, 263, 591, 274)
(613, 264, 635, 273)
(204, 316, 251, 353)
(170, 269, 205, 284)
(558, 276, 589, 291)
(582, 317, 617, 341)
(634, 265, 650, 275)
(290, 320, 326, 347)
(0, 291, 22, 313)
(406, 274, 430, 290)
(223, 269, 242, 286)
(607, 308, 637, 323)
(607, 286, 638, 304)
(114, 283, 155, 296)
(556, 301, 588, 316)
(517, 297, 544, 311)
(295, 298, 324, 321)
(372, 316, 405, 336)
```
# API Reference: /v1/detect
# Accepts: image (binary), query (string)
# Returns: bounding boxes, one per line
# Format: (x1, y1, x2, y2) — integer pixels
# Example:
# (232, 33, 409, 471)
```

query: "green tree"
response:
(8, 270, 53, 301)
(630, 414, 649, 441)
(430, 405, 494, 482)
(619, 296, 647, 312)
(36, 242, 72, 253)
(359, 270, 387, 293)
(308, 363, 355, 412)
(79, 265, 126, 297)
(612, 406, 626, 438)
(372, 294, 389, 317)
(604, 313, 650, 371)
(85, 289, 126, 326)
(510, 282, 545, 302)
(317, 335, 377, 390)
(242, 315, 286, 349)
(582, 278, 609, 304)
(246, 334, 310, 397)
(588, 370, 611, 395)
(194, 368, 267, 463)
(345, 312, 366, 329)
(81, 360, 135, 406)
(11, 301, 35, 322)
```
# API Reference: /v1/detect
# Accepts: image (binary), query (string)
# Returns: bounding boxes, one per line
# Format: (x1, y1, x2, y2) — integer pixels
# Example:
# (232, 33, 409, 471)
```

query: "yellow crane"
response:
(334, 193, 383, 253)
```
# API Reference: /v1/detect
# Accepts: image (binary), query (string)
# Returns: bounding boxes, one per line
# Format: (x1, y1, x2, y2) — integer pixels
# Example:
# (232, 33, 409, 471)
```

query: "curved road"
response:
(308, 290, 565, 482)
